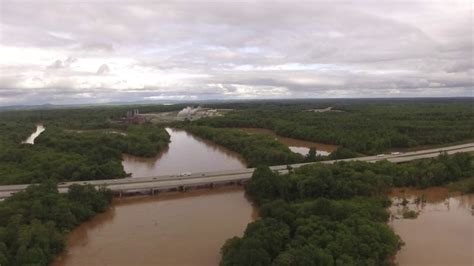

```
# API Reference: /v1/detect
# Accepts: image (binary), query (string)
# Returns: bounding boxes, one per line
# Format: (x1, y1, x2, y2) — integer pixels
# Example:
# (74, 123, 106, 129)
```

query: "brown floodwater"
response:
(52, 187, 256, 266)
(122, 128, 247, 177)
(238, 128, 338, 156)
(21, 124, 45, 144)
(389, 187, 474, 266)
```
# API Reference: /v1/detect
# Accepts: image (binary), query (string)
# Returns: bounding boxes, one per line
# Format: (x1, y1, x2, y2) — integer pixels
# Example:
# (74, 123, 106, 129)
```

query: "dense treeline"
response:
(0, 104, 185, 130)
(183, 126, 304, 167)
(373, 153, 472, 188)
(222, 198, 398, 266)
(247, 153, 472, 204)
(0, 125, 170, 184)
(0, 107, 171, 184)
(0, 182, 113, 266)
(38, 124, 170, 157)
(221, 153, 473, 265)
(0, 121, 36, 144)
(195, 100, 473, 154)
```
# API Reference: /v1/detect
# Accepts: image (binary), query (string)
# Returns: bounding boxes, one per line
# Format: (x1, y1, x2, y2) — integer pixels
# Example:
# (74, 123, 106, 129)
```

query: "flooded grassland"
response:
(238, 128, 338, 156)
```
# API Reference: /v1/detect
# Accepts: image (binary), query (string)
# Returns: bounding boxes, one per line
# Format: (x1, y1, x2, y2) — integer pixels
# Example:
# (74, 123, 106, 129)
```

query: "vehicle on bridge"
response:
(180, 172, 192, 177)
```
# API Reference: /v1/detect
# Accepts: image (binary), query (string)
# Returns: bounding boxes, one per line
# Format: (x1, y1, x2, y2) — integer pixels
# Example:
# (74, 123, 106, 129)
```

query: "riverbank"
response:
(122, 128, 246, 177)
(237, 127, 338, 156)
(445, 176, 474, 193)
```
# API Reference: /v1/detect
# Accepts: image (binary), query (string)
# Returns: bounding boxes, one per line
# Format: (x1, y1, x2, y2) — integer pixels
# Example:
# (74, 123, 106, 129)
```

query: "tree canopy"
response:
(221, 153, 473, 265)
(0, 182, 113, 266)
(0, 107, 171, 184)
(193, 99, 473, 155)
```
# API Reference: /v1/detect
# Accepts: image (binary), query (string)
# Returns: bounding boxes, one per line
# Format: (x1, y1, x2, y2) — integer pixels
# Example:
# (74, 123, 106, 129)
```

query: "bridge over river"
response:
(1, 143, 473, 198)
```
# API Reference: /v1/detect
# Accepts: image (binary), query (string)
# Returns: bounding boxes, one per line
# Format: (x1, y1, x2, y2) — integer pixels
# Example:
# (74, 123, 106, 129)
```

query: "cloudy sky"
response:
(0, 0, 472, 105)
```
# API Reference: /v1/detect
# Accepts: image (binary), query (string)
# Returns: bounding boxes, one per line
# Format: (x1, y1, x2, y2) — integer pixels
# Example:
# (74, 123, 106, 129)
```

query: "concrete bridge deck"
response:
(0, 143, 473, 198)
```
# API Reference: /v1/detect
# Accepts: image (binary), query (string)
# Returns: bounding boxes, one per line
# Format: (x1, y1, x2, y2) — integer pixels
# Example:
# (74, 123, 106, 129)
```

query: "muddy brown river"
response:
(238, 128, 337, 156)
(53, 187, 255, 266)
(390, 187, 474, 265)
(123, 128, 247, 177)
(53, 128, 254, 266)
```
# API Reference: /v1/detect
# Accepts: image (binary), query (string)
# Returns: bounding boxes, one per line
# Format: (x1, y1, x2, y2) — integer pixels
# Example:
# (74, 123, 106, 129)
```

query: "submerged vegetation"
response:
(401, 209, 419, 219)
(446, 176, 474, 193)
(221, 153, 473, 265)
(0, 182, 113, 266)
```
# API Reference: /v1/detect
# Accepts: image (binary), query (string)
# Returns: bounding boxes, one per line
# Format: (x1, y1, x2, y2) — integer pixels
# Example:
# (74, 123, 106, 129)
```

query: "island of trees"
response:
(220, 153, 473, 265)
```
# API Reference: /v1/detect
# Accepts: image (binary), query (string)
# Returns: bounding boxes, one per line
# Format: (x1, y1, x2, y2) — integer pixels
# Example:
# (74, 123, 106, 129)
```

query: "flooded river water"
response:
(53, 128, 254, 265)
(123, 128, 247, 177)
(390, 187, 474, 265)
(53, 187, 255, 266)
(51, 127, 474, 266)
(238, 128, 337, 156)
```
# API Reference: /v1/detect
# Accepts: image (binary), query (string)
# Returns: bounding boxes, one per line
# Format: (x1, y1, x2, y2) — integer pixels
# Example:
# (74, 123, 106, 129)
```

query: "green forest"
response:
(0, 183, 113, 265)
(0, 106, 174, 184)
(181, 126, 361, 166)
(194, 99, 473, 155)
(182, 126, 304, 167)
(220, 153, 473, 265)
(1, 99, 473, 185)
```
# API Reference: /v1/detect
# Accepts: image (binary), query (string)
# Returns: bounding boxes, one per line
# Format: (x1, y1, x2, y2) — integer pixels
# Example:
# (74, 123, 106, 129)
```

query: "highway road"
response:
(0, 142, 473, 198)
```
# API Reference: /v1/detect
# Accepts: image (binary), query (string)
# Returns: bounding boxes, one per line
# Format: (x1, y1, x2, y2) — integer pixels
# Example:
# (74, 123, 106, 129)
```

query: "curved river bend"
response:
(53, 128, 254, 266)
(123, 128, 247, 177)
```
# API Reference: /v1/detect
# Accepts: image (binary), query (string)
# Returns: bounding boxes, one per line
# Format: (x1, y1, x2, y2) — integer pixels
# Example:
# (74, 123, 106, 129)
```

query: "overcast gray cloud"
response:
(0, 0, 472, 105)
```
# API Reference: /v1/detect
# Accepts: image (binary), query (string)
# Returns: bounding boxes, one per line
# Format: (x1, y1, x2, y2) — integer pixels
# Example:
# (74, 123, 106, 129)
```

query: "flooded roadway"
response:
(238, 128, 337, 156)
(53, 128, 254, 266)
(390, 187, 474, 265)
